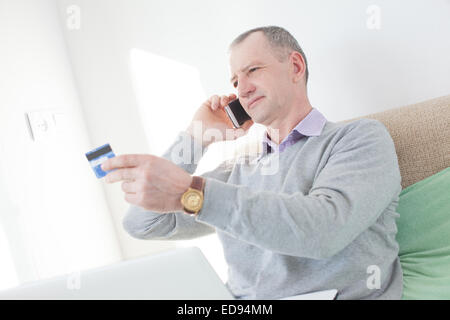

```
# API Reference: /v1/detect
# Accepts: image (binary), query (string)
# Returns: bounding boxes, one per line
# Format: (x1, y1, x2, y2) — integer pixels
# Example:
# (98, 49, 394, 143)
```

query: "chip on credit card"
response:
(85, 143, 116, 179)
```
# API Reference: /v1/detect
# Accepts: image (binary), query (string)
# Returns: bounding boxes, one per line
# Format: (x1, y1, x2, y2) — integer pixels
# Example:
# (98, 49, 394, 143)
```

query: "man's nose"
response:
(237, 77, 256, 99)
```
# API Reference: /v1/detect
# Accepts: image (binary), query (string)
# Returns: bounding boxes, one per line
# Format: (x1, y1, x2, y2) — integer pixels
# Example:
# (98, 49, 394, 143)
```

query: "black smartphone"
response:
(224, 99, 252, 128)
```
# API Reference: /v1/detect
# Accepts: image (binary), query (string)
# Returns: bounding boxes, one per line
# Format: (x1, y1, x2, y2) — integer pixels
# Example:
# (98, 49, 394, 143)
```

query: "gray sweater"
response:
(123, 118, 404, 300)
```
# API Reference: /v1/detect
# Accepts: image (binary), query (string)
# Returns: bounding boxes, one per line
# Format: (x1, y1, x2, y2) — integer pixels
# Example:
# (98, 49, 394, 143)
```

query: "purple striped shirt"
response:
(259, 108, 327, 159)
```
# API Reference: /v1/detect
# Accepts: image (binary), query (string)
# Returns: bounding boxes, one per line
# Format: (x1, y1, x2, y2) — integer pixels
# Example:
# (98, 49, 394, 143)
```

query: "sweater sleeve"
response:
(122, 131, 234, 240)
(195, 119, 402, 259)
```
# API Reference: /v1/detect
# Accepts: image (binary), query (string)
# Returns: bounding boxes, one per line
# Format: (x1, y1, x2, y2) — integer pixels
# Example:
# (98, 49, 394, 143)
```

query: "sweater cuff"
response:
(195, 178, 237, 231)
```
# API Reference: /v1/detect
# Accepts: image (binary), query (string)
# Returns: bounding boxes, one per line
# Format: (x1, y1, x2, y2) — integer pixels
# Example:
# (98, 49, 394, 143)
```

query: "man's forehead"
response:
(229, 33, 272, 77)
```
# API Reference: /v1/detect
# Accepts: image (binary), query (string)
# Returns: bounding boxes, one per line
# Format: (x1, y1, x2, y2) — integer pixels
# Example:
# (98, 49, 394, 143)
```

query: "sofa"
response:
(343, 94, 450, 299)
(343, 94, 450, 190)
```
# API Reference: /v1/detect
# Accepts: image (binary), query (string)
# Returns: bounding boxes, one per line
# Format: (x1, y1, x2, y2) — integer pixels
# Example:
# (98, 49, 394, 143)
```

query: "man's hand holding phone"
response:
(186, 94, 254, 148)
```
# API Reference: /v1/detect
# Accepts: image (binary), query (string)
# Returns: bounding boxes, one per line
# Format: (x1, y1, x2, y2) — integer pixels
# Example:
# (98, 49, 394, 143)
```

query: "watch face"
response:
(186, 193, 201, 207)
(182, 190, 203, 212)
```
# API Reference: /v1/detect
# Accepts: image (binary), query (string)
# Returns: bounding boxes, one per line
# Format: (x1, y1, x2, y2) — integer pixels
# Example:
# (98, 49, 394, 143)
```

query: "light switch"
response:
(25, 110, 57, 141)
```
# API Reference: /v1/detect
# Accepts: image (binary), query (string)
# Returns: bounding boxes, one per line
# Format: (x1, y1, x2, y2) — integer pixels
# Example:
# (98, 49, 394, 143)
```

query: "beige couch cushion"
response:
(341, 94, 450, 189)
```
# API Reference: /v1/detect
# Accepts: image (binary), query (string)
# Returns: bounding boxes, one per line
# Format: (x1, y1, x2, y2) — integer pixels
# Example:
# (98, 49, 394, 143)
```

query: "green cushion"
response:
(396, 167, 450, 299)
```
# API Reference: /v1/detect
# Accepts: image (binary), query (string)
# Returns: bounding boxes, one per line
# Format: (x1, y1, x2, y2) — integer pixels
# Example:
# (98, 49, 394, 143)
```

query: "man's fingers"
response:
(210, 95, 219, 110)
(102, 154, 148, 171)
(220, 95, 229, 107)
(105, 168, 140, 183)
(121, 181, 138, 193)
(208, 94, 238, 111)
(220, 94, 237, 108)
(124, 193, 140, 205)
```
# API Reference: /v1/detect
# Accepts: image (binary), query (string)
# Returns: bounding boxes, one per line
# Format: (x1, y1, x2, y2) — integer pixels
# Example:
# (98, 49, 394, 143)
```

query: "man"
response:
(102, 26, 403, 299)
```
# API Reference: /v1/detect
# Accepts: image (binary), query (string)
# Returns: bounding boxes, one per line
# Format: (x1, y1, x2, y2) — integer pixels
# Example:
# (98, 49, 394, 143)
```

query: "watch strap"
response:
(191, 175, 204, 192)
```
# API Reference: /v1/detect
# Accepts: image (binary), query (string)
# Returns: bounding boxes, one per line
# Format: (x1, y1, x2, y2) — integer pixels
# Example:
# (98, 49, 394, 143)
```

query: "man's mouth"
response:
(248, 96, 264, 109)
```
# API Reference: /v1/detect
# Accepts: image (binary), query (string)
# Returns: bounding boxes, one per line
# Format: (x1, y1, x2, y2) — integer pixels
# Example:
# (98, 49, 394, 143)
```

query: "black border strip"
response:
(86, 144, 112, 161)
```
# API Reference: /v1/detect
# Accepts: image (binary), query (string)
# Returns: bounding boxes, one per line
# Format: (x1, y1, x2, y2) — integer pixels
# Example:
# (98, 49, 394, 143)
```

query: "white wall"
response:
(55, 0, 450, 262)
(56, 0, 178, 260)
(0, 0, 122, 289)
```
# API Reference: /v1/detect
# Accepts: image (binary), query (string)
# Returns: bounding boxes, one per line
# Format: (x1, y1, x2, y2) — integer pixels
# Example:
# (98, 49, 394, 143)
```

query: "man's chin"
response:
(248, 102, 269, 122)
(249, 113, 268, 126)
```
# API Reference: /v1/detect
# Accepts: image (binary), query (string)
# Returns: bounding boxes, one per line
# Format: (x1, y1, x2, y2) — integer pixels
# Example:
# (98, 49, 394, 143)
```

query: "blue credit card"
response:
(85, 143, 116, 179)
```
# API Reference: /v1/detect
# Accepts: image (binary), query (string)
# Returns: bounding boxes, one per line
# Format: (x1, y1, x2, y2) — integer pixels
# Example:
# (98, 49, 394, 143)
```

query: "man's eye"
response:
(232, 67, 260, 88)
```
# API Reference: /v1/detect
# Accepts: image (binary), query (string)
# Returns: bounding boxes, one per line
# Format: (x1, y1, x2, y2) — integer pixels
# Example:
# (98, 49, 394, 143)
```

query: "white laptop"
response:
(0, 247, 233, 300)
(0, 246, 337, 300)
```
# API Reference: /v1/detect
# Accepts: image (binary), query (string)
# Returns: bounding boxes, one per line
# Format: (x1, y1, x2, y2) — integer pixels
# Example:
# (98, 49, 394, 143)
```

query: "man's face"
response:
(229, 32, 294, 125)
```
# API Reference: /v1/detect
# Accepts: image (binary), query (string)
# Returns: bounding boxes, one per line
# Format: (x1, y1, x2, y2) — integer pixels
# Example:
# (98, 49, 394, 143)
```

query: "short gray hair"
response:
(229, 26, 309, 85)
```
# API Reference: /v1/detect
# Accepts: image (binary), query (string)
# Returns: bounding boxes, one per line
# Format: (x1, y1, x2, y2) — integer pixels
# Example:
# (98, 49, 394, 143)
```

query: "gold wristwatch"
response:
(180, 176, 205, 215)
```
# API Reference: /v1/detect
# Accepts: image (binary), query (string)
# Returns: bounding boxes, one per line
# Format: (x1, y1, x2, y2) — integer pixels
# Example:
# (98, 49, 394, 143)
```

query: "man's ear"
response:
(290, 52, 305, 83)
